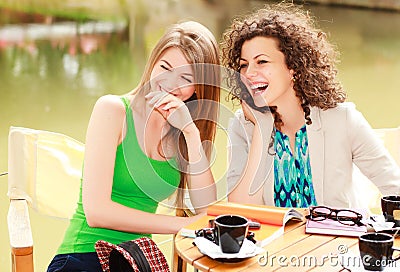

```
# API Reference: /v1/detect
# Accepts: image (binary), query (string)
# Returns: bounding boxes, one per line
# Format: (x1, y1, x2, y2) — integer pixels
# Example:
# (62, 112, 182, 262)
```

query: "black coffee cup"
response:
(381, 195, 400, 227)
(359, 232, 400, 271)
(214, 214, 249, 254)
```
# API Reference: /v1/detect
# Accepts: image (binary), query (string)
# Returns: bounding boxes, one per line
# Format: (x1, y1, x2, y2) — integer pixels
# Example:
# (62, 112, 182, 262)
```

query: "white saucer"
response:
(193, 237, 264, 261)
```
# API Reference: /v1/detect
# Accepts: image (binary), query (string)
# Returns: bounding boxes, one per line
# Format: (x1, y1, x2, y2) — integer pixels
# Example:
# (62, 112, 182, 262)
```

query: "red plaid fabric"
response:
(134, 238, 170, 271)
(95, 237, 170, 272)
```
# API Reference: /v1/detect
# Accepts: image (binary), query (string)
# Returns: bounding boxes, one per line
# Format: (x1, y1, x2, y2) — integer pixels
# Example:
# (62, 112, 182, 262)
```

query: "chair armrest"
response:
(7, 199, 33, 249)
(7, 199, 34, 272)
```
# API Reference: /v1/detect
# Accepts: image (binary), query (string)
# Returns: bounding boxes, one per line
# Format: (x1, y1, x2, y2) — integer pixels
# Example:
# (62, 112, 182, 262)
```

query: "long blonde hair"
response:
(132, 21, 220, 216)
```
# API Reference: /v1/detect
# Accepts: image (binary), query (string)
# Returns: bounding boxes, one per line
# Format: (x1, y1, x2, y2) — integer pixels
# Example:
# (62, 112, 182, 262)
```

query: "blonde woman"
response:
(47, 21, 220, 271)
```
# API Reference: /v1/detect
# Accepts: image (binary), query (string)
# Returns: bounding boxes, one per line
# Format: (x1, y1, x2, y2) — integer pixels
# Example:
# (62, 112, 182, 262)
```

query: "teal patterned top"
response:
(273, 125, 318, 208)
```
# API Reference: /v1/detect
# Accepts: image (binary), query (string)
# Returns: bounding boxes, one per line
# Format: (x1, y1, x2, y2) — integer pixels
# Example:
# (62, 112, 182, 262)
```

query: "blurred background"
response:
(1, 0, 400, 271)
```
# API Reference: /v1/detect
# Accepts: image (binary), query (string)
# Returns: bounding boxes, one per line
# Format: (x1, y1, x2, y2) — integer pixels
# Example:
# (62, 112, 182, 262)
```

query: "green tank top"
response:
(57, 96, 180, 254)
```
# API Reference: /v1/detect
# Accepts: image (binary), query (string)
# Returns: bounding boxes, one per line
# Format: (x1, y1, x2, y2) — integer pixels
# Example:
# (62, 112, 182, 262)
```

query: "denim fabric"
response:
(47, 252, 102, 272)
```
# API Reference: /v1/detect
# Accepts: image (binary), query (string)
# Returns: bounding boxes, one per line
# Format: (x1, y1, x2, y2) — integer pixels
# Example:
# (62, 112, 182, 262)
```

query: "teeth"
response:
(250, 83, 268, 89)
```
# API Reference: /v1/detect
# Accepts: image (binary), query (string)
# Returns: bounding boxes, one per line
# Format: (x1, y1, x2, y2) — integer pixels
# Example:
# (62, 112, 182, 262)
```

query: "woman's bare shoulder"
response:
(91, 94, 128, 115)
(95, 94, 125, 108)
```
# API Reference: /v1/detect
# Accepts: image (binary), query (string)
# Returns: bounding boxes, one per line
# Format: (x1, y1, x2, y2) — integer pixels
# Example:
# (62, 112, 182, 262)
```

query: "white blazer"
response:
(227, 102, 400, 208)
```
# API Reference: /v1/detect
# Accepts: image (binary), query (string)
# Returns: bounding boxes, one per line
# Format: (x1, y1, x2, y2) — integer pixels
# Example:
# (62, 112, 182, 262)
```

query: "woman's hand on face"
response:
(241, 100, 256, 124)
(241, 100, 268, 125)
(146, 91, 196, 133)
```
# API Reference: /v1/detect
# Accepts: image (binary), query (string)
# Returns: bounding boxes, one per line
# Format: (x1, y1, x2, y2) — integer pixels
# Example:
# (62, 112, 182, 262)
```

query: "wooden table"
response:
(174, 218, 400, 272)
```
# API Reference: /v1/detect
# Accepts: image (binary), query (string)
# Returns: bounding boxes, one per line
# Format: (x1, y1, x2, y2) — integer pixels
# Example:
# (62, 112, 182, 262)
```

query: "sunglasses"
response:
(306, 205, 364, 227)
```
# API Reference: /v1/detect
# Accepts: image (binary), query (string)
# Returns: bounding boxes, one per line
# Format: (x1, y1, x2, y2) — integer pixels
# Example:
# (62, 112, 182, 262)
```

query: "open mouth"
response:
(250, 83, 268, 95)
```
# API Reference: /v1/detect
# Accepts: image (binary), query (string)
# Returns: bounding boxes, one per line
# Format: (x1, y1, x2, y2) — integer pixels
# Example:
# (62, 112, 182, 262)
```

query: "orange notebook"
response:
(181, 202, 305, 247)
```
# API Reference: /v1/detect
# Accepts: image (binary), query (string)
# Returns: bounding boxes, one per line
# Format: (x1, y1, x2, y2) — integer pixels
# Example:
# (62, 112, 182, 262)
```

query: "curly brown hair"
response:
(221, 2, 346, 127)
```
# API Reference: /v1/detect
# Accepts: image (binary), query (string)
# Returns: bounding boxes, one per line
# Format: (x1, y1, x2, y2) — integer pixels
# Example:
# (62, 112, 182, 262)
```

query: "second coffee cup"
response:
(214, 214, 249, 254)
(381, 195, 400, 227)
(359, 232, 400, 271)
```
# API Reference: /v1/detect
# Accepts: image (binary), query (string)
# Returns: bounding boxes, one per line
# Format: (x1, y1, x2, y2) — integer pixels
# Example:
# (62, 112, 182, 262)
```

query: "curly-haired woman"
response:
(221, 2, 400, 208)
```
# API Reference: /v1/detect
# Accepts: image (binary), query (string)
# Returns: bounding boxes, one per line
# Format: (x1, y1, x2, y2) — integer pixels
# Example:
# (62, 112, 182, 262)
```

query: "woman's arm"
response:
(347, 105, 400, 194)
(226, 113, 250, 199)
(227, 106, 272, 204)
(183, 126, 217, 213)
(82, 95, 203, 234)
(146, 91, 217, 213)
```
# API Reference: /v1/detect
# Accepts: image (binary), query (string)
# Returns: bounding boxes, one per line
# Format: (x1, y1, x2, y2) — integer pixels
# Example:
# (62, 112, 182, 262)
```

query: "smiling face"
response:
(239, 36, 295, 108)
(150, 47, 195, 101)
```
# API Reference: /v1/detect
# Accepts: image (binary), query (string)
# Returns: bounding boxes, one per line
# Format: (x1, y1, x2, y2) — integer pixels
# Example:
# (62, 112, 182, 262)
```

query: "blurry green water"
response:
(1, 1, 400, 271)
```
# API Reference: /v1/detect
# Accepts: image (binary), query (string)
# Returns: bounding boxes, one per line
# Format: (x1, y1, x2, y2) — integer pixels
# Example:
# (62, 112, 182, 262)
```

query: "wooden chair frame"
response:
(7, 126, 84, 271)
(6, 126, 189, 272)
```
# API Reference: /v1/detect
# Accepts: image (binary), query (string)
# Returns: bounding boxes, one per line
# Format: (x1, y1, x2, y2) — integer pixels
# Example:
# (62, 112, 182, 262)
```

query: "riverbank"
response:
(0, 0, 128, 21)
(1, 0, 399, 25)
(304, 0, 400, 12)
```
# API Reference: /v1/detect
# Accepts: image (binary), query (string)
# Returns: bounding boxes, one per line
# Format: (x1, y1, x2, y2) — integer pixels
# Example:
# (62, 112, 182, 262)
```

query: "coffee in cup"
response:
(381, 195, 400, 227)
(359, 232, 400, 271)
(213, 214, 249, 254)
